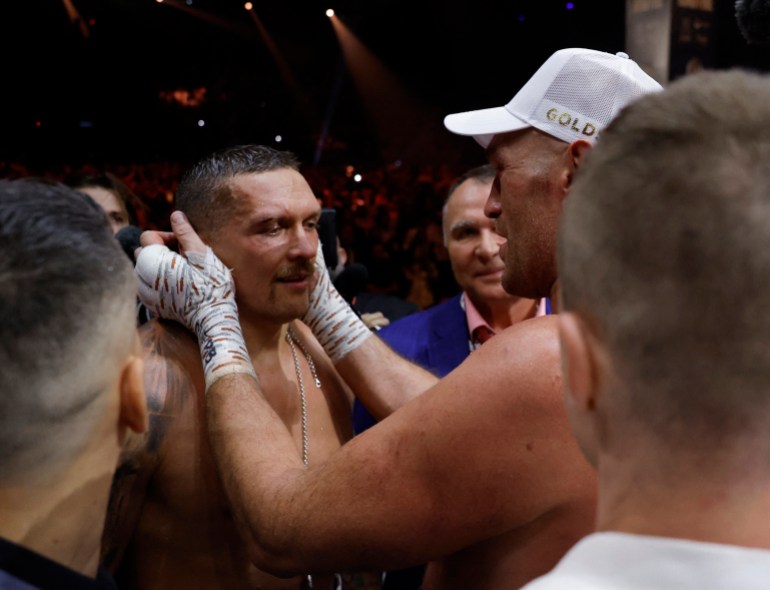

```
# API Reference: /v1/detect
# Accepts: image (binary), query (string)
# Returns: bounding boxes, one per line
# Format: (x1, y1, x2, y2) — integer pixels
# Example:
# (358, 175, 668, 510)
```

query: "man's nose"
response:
(290, 226, 318, 259)
(476, 229, 502, 260)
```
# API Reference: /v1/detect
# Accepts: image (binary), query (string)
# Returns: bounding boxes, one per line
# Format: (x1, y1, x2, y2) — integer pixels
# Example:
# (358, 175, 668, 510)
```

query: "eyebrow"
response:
(450, 220, 479, 233)
(247, 208, 322, 227)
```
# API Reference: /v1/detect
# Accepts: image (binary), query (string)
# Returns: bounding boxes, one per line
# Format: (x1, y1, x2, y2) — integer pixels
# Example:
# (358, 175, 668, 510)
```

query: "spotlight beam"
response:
(60, 0, 90, 38)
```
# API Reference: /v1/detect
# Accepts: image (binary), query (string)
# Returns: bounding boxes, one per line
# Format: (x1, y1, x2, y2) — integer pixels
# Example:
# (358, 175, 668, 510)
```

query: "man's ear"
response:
(564, 139, 592, 190)
(558, 311, 599, 413)
(119, 355, 148, 434)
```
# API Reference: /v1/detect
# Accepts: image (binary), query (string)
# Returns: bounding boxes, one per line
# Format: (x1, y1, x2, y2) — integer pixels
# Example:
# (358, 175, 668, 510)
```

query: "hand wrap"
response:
(303, 243, 373, 362)
(135, 244, 256, 389)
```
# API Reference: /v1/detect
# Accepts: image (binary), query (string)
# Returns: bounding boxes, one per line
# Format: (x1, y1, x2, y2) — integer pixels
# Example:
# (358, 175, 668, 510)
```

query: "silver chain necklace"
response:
(285, 325, 321, 465)
(285, 326, 321, 589)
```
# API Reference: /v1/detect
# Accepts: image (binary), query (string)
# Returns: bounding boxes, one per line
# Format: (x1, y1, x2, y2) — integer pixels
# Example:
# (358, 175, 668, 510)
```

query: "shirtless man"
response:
(135, 49, 660, 589)
(103, 145, 436, 589)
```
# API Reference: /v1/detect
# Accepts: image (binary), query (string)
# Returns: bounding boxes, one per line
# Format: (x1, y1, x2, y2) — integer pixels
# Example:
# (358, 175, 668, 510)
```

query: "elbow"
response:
(243, 534, 310, 578)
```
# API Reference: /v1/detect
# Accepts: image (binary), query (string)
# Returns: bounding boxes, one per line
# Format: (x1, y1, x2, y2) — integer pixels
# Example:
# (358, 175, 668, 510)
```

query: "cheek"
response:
(448, 245, 474, 270)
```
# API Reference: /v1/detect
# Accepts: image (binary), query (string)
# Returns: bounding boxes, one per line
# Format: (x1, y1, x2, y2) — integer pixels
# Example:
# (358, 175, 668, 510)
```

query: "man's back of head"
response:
(0, 179, 140, 483)
(0, 178, 147, 581)
(560, 69, 770, 495)
(561, 69, 770, 453)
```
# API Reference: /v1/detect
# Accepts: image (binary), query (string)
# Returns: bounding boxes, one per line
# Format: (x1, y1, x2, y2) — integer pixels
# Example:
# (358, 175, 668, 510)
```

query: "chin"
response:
(284, 299, 310, 321)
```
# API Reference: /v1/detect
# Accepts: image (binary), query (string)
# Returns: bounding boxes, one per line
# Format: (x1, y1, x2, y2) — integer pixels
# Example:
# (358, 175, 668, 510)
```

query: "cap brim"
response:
(444, 106, 530, 148)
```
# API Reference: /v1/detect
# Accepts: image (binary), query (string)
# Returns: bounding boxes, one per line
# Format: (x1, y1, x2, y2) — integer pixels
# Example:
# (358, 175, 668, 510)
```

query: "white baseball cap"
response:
(444, 48, 663, 148)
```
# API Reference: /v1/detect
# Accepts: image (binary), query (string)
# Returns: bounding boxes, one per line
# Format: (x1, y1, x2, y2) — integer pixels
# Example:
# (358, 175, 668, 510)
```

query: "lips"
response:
(276, 273, 310, 283)
(475, 266, 504, 280)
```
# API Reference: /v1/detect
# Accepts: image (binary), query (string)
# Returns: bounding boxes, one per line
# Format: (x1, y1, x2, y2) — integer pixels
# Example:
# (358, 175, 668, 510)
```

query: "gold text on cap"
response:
(545, 108, 597, 138)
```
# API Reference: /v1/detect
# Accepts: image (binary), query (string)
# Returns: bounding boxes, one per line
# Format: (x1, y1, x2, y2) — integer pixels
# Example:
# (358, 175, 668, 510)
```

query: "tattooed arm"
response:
(100, 319, 199, 573)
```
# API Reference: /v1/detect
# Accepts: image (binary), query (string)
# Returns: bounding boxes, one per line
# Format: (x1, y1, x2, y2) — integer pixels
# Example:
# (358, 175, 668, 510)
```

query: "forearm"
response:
(205, 373, 350, 575)
(205, 372, 440, 576)
(335, 335, 438, 420)
(205, 373, 304, 519)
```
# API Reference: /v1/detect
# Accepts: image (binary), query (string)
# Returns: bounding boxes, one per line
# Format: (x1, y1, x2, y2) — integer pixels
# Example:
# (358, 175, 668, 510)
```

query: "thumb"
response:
(171, 211, 207, 256)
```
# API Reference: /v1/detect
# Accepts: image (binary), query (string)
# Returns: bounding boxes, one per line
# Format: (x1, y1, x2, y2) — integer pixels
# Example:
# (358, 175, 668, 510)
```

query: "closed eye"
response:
(450, 224, 479, 241)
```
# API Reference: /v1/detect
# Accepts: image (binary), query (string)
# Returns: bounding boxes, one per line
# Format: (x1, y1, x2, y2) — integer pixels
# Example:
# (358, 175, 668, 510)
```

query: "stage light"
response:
(275, 135, 282, 142)
(566, 2, 575, 9)
(353, 174, 362, 182)
(156, 0, 164, 4)
(244, 2, 253, 10)
(326, 8, 334, 17)
(197, 119, 205, 127)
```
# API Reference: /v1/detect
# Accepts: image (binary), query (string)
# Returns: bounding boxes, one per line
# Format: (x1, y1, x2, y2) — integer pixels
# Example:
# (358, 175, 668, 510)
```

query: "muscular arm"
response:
(335, 334, 439, 420)
(100, 320, 198, 572)
(208, 317, 594, 575)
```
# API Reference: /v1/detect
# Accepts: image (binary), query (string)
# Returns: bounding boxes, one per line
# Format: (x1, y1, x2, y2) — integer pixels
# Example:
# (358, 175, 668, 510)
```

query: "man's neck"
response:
(0, 463, 114, 578)
(596, 448, 770, 549)
(239, 313, 291, 361)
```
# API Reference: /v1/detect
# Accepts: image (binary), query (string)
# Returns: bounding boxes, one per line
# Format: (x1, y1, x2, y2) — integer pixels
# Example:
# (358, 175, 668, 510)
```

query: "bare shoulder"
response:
(140, 318, 203, 370)
(474, 314, 559, 371)
(457, 314, 561, 404)
(102, 319, 203, 571)
(345, 314, 591, 552)
(382, 315, 563, 444)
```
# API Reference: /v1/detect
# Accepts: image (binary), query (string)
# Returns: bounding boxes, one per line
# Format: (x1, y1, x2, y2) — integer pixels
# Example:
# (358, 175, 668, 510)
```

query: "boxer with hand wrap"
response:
(104, 145, 414, 590)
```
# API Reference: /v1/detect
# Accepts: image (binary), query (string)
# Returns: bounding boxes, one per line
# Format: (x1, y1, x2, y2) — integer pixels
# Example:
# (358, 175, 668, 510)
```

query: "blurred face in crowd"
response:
(79, 186, 130, 234)
(443, 177, 510, 307)
(207, 169, 321, 325)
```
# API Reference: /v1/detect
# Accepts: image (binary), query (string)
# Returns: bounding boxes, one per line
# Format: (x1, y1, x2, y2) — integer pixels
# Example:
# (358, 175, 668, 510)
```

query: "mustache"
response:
(275, 261, 316, 279)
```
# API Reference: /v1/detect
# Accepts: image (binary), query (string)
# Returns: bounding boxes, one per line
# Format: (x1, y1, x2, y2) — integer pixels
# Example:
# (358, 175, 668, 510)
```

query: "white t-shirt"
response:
(521, 532, 770, 589)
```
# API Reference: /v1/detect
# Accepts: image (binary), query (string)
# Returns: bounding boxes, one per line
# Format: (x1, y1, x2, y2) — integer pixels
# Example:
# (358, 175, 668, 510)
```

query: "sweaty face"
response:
(444, 178, 510, 307)
(80, 186, 129, 234)
(207, 169, 321, 326)
(485, 129, 566, 300)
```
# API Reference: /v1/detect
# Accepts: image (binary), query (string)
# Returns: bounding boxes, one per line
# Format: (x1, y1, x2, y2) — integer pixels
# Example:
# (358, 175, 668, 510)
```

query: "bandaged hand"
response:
(135, 212, 256, 389)
(303, 241, 373, 362)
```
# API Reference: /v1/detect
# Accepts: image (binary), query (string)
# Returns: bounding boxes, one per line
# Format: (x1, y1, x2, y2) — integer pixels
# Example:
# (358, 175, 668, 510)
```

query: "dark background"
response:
(2, 0, 768, 171)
